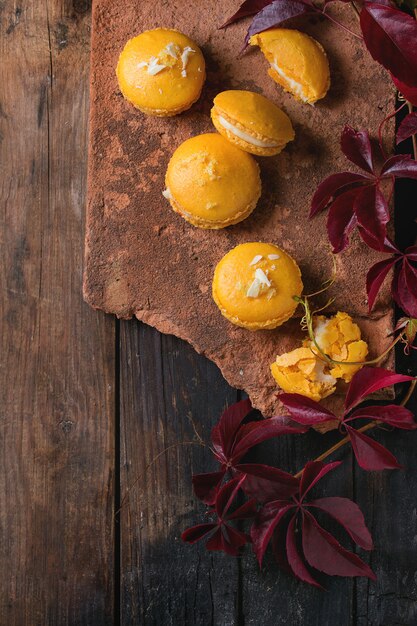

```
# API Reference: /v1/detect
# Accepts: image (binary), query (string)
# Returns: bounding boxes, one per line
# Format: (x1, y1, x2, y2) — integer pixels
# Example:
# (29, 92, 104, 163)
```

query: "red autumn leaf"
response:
(309, 497, 373, 550)
(279, 393, 337, 425)
(251, 501, 295, 566)
(346, 425, 401, 470)
(231, 416, 307, 463)
(310, 172, 369, 217)
(237, 463, 300, 502)
(311, 126, 417, 252)
(221, 0, 273, 27)
(349, 404, 416, 430)
(360, 1, 417, 88)
(299, 461, 342, 500)
(211, 398, 252, 460)
(206, 526, 248, 556)
(393, 259, 417, 318)
(392, 75, 417, 107)
(286, 516, 323, 588)
(326, 188, 359, 253)
(366, 257, 397, 311)
(227, 498, 258, 521)
(302, 511, 376, 579)
(182, 523, 217, 544)
(246, 0, 315, 42)
(192, 471, 225, 505)
(354, 185, 389, 244)
(341, 125, 375, 174)
(215, 475, 246, 518)
(380, 154, 417, 179)
(344, 366, 414, 411)
(397, 112, 417, 145)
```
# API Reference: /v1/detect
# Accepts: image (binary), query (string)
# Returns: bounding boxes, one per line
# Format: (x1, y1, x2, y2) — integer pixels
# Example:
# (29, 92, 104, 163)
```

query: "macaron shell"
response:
(212, 242, 303, 330)
(250, 29, 330, 104)
(211, 90, 295, 156)
(116, 28, 205, 115)
(165, 133, 261, 227)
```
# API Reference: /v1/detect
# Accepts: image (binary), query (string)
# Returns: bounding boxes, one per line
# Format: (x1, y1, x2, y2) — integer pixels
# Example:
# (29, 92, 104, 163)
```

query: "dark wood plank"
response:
(119, 320, 240, 625)
(0, 1, 115, 623)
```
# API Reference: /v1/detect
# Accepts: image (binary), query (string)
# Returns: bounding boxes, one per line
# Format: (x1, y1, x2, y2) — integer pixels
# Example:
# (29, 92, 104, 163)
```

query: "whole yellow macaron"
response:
(212, 242, 303, 330)
(211, 90, 294, 156)
(164, 133, 261, 229)
(116, 28, 206, 116)
(249, 29, 330, 105)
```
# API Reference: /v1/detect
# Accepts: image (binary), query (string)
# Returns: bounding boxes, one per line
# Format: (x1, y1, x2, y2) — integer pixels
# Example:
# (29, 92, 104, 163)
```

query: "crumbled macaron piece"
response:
(271, 311, 368, 400)
(116, 28, 205, 116)
(271, 347, 337, 402)
(249, 28, 330, 104)
(210, 90, 294, 156)
(311, 312, 369, 382)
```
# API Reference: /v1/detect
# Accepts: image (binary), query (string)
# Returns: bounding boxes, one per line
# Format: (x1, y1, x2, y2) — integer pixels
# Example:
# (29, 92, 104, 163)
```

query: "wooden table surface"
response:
(1, 1, 417, 624)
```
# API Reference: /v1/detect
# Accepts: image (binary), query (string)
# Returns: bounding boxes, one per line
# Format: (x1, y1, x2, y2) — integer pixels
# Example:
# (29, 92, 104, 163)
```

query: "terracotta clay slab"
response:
(84, 0, 395, 416)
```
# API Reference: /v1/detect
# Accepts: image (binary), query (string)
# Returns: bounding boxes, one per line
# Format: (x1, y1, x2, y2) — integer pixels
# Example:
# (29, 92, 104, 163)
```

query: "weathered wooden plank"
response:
(119, 320, 240, 625)
(0, 1, 115, 624)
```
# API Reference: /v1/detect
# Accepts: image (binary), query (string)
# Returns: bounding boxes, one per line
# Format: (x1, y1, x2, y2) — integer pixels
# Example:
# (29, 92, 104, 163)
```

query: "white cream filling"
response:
(162, 188, 172, 200)
(270, 62, 309, 103)
(313, 318, 330, 351)
(217, 115, 279, 149)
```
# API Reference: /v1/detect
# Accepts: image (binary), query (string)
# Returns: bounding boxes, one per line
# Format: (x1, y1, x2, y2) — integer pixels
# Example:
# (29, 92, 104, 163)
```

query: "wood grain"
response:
(119, 321, 240, 625)
(0, 1, 115, 624)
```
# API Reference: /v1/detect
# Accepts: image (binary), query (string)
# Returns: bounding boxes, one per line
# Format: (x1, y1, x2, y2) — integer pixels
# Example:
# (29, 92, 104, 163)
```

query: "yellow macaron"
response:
(211, 90, 295, 156)
(249, 29, 330, 105)
(212, 242, 303, 330)
(116, 28, 206, 116)
(164, 133, 261, 229)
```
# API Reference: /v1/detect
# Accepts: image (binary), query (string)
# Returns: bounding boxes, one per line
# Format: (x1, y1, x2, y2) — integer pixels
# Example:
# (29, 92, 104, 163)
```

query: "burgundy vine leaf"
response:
(251, 501, 295, 566)
(311, 126, 417, 252)
(231, 417, 307, 463)
(392, 75, 417, 107)
(310, 172, 369, 218)
(326, 188, 359, 253)
(393, 259, 417, 318)
(346, 426, 401, 470)
(211, 398, 252, 460)
(238, 463, 300, 502)
(251, 462, 375, 586)
(341, 125, 376, 173)
(354, 185, 389, 244)
(279, 393, 337, 425)
(302, 511, 376, 579)
(246, 0, 316, 42)
(349, 404, 416, 430)
(366, 257, 397, 311)
(299, 461, 342, 500)
(183, 476, 255, 556)
(380, 154, 417, 179)
(286, 516, 323, 588)
(221, 0, 273, 27)
(344, 366, 414, 411)
(360, 1, 417, 88)
(309, 497, 373, 550)
(192, 471, 225, 505)
(397, 112, 417, 145)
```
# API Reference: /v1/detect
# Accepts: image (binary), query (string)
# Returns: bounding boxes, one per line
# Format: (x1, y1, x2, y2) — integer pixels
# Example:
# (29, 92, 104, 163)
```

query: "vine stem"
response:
(378, 101, 407, 159)
(320, 8, 363, 40)
(293, 379, 417, 479)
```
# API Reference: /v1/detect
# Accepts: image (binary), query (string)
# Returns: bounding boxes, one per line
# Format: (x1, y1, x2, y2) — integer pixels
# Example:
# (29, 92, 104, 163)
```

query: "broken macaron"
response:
(249, 28, 330, 105)
(211, 90, 295, 156)
(116, 28, 205, 116)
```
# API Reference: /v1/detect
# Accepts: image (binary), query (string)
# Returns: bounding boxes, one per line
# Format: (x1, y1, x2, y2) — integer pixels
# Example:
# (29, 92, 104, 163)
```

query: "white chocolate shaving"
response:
(270, 62, 309, 103)
(217, 115, 279, 148)
(255, 268, 271, 287)
(164, 43, 180, 59)
(162, 188, 172, 200)
(250, 255, 263, 266)
(147, 56, 167, 75)
(246, 278, 262, 298)
(180, 46, 195, 77)
(268, 254, 280, 260)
